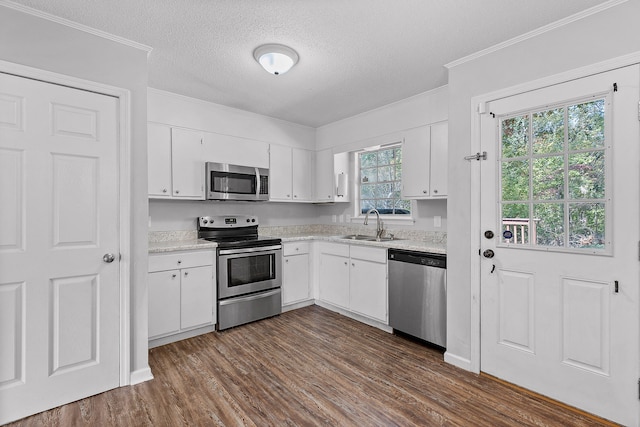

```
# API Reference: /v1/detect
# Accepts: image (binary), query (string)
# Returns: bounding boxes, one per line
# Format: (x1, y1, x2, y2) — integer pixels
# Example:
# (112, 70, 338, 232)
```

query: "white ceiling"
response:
(11, 0, 609, 127)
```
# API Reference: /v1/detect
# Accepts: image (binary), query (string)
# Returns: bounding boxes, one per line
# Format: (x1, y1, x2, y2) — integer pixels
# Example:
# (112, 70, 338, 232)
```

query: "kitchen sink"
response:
(336, 234, 403, 242)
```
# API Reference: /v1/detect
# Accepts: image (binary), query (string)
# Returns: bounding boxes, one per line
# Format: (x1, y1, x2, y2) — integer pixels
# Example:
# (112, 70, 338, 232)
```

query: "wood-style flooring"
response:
(9, 305, 615, 426)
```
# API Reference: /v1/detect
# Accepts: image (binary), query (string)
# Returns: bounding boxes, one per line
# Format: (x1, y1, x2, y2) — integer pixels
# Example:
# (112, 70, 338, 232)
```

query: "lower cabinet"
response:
(282, 242, 312, 306)
(148, 250, 215, 344)
(317, 242, 388, 324)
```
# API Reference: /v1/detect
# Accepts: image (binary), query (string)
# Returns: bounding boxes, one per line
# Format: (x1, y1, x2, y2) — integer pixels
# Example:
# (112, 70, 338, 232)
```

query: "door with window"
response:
(480, 65, 639, 425)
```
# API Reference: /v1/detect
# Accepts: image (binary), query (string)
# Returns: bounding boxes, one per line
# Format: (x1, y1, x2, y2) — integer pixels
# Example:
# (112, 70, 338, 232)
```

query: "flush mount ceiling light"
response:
(253, 44, 299, 75)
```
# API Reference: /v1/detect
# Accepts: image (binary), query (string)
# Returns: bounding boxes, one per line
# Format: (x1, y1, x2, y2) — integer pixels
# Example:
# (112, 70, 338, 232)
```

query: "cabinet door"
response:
(204, 132, 269, 169)
(269, 144, 292, 200)
(180, 265, 214, 330)
(318, 252, 350, 308)
(429, 121, 448, 197)
(314, 148, 334, 202)
(349, 259, 387, 323)
(148, 123, 172, 198)
(283, 253, 311, 305)
(292, 148, 313, 201)
(402, 125, 431, 199)
(171, 127, 204, 199)
(148, 270, 181, 338)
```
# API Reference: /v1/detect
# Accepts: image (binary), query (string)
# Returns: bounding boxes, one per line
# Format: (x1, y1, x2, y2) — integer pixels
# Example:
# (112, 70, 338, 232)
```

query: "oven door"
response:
(218, 245, 282, 299)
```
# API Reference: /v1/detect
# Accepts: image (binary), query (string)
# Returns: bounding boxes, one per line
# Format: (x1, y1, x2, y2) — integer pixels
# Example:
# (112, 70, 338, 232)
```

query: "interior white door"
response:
(480, 65, 639, 426)
(0, 72, 120, 424)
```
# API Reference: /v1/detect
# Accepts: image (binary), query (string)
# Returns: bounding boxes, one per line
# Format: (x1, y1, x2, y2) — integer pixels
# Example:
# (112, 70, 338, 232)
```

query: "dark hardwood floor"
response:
(9, 305, 615, 426)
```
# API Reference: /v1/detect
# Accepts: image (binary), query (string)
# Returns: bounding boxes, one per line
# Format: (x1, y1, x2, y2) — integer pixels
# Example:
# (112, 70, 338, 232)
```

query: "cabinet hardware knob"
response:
(177, 260, 182, 264)
(352, 263, 355, 267)
(184, 272, 189, 276)
(434, 189, 438, 194)
(344, 261, 347, 265)
(175, 190, 180, 194)
(172, 274, 177, 278)
(162, 188, 167, 193)
(423, 190, 427, 194)
(285, 259, 289, 263)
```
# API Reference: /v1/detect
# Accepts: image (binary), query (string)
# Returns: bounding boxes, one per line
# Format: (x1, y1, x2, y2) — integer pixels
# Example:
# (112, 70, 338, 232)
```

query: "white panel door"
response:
(480, 65, 639, 426)
(0, 73, 120, 424)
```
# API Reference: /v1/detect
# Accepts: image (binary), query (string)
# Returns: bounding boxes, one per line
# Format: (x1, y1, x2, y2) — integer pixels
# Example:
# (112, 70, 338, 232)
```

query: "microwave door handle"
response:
(255, 167, 261, 197)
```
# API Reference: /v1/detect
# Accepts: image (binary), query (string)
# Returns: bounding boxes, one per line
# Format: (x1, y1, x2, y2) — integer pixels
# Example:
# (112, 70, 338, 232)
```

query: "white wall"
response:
(315, 86, 449, 231)
(0, 5, 150, 378)
(446, 0, 640, 369)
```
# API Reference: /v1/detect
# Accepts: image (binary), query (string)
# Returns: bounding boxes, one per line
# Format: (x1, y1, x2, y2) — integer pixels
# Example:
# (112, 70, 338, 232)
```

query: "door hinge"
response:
(465, 151, 488, 161)
(638, 378, 640, 399)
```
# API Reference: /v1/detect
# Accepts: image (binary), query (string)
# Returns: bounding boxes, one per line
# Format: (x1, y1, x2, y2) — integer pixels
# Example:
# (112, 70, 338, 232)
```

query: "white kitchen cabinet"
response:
(317, 243, 388, 324)
(203, 132, 269, 168)
(171, 128, 205, 199)
(269, 144, 314, 202)
(314, 150, 350, 203)
(318, 243, 350, 309)
(402, 122, 448, 199)
(348, 246, 388, 323)
(148, 250, 215, 344)
(429, 121, 448, 197)
(148, 123, 173, 198)
(282, 242, 312, 306)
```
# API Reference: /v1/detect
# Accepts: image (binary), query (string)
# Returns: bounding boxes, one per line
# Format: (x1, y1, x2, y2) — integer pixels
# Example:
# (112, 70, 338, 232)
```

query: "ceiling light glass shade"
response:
(253, 44, 299, 75)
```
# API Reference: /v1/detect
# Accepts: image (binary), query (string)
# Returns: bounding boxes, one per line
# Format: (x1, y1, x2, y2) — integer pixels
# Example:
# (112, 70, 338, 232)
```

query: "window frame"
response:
(353, 143, 415, 223)
(496, 91, 612, 255)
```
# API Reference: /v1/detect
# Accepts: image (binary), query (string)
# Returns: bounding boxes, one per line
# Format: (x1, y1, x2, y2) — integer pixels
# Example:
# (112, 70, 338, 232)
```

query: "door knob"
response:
(103, 253, 116, 263)
(483, 249, 495, 259)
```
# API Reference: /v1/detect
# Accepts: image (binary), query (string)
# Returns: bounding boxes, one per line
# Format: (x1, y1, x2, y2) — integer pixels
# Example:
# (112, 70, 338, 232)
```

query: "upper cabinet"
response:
(203, 133, 269, 169)
(402, 121, 448, 199)
(314, 150, 350, 203)
(270, 144, 314, 202)
(147, 124, 205, 200)
(148, 123, 172, 198)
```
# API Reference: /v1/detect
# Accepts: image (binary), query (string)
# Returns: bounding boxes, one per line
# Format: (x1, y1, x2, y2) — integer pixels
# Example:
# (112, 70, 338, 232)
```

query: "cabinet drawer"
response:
(283, 241, 311, 256)
(350, 245, 387, 263)
(149, 250, 214, 272)
(318, 242, 349, 257)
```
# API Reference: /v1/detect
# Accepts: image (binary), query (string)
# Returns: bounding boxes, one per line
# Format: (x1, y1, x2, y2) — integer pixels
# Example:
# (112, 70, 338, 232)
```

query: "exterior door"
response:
(480, 65, 640, 425)
(0, 72, 120, 424)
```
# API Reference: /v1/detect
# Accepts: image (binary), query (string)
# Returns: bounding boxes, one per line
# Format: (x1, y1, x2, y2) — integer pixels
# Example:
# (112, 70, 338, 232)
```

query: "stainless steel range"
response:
(198, 215, 282, 330)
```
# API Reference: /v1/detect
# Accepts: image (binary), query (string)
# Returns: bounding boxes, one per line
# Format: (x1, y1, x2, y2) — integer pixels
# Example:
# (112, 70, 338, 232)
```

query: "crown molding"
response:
(1, 0, 153, 54)
(445, 0, 627, 69)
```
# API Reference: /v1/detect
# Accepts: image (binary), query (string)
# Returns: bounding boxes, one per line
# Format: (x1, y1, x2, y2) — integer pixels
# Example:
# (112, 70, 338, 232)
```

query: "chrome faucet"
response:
(364, 208, 384, 239)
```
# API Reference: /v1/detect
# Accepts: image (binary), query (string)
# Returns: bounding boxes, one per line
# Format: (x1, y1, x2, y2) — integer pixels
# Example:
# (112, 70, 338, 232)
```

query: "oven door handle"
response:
(218, 288, 281, 306)
(218, 245, 282, 255)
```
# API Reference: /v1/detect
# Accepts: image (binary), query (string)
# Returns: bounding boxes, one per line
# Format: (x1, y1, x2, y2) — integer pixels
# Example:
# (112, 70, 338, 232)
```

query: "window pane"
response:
(360, 184, 375, 199)
(361, 167, 377, 183)
(533, 203, 564, 247)
(569, 203, 605, 248)
(360, 152, 377, 168)
(533, 108, 564, 154)
(502, 115, 529, 158)
(532, 156, 564, 200)
(568, 99, 605, 150)
(361, 199, 375, 213)
(501, 203, 530, 244)
(374, 183, 393, 199)
(501, 160, 529, 201)
(568, 151, 604, 199)
(377, 148, 396, 165)
(378, 165, 395, 182)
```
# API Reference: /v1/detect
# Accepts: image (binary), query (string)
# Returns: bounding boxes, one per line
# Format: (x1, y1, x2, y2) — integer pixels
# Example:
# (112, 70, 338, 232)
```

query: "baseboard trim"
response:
(444, 351, 472, 371)
(129, 367, 153, 385)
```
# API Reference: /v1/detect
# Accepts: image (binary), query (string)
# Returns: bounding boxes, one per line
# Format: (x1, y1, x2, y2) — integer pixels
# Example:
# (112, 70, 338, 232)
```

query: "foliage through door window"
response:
(499, 97, 609, 251)
(358, 145, 411, 215)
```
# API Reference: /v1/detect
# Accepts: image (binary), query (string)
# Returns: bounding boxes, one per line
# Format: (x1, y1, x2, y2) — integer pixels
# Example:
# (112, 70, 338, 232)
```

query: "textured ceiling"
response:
(10, 0, 610, 127)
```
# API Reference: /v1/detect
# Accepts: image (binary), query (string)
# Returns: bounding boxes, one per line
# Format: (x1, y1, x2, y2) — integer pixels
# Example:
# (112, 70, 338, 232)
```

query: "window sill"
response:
(351, 216, 416, 226)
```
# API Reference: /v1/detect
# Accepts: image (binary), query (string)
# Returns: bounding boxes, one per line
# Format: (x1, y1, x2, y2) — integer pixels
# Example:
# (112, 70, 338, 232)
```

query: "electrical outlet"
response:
(332, 215, 337, 223)
(339, 214, 345, 223)
(434, 216, 441, 228)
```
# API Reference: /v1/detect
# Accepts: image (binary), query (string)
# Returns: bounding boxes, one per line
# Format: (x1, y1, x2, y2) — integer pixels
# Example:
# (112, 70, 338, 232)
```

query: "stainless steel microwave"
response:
(205, 162, 269, 201)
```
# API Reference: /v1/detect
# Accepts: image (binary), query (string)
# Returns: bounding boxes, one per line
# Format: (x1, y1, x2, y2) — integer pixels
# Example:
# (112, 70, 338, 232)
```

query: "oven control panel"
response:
(198, 215, 258, 228)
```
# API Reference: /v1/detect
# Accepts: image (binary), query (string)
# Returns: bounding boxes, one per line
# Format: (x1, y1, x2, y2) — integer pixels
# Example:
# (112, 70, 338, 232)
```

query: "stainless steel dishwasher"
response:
(388, 249, 446, 348)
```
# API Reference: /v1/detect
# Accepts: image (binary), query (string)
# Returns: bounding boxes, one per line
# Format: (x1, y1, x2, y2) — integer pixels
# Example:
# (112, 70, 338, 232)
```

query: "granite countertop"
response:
(148, 226, 446, 255)
(278, 233, 446, 254)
